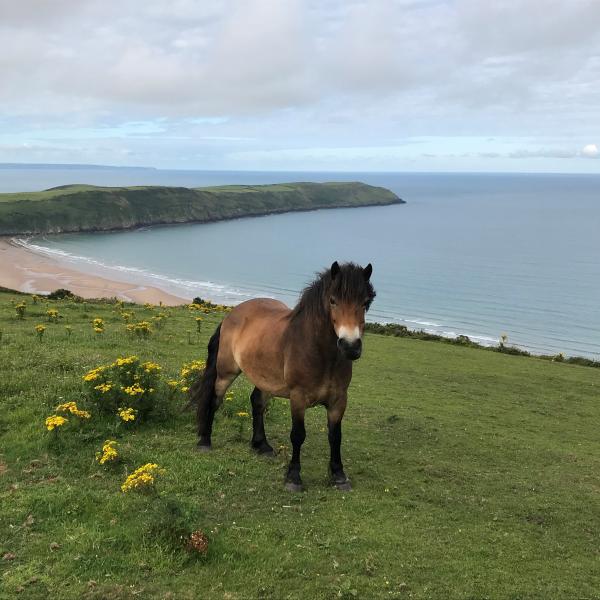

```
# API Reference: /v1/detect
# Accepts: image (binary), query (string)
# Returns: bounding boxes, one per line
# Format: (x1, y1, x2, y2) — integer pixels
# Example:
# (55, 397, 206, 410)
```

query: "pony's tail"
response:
(191, 323, 221, 446)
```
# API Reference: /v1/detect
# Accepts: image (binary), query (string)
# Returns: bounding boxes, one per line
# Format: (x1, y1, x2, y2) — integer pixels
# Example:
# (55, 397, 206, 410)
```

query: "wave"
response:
(14, 237, 255, 303)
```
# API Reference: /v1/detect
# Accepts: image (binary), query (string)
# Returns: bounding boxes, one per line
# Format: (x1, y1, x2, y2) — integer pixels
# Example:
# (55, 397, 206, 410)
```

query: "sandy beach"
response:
(0, 238, 187, 305)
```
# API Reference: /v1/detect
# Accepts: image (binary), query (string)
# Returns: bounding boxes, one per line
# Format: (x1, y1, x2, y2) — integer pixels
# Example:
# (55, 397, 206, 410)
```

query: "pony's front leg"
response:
(328, 404, 351, 491)
(285, 401, 306, 492)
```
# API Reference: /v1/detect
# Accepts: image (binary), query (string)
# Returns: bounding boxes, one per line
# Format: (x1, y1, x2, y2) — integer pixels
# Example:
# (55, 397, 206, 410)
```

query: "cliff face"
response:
(0, 182, 404, 236)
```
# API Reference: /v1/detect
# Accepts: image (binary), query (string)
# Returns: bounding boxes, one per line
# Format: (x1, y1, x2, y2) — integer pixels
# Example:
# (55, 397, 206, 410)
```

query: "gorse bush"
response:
(125, 320, 153, 338)
(47, 288, 80, 300)
(83, 355, 166, 422)
(15, 301, 26, 319)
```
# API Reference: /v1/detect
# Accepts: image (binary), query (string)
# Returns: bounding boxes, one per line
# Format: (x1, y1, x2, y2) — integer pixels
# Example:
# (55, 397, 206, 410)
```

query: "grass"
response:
(1, 291, 599, 599)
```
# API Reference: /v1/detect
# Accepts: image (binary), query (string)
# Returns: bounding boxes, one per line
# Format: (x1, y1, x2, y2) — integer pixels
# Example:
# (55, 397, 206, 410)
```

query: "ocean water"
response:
(2, 167, 600, 358)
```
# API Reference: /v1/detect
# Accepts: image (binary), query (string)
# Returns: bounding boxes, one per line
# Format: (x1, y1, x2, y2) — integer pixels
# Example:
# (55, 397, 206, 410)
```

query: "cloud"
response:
(582, 143, 599, 158)
(1, 1, 600, 170)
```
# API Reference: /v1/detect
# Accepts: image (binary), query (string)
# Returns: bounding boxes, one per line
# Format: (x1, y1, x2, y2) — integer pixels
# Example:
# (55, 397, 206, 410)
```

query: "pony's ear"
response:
(363, 263, 373, 281)
(330, 261, 340, 280)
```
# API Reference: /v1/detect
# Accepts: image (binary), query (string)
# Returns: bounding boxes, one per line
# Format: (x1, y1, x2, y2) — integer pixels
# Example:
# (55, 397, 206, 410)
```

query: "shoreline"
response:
(2, 237, 599, 363)
(0, 237, 187, 305)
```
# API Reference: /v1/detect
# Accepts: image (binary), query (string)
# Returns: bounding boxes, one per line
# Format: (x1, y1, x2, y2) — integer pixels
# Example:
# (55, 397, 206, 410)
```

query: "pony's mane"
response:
(290, 262, 376, 323)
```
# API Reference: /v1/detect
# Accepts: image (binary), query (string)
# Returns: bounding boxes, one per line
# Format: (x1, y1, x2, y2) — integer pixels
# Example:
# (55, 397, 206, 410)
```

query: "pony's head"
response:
(326, 261, 375, 360)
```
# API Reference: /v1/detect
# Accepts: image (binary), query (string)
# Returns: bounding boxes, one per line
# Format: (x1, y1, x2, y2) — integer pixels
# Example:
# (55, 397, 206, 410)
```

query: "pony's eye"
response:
(329, 297, 336, 306)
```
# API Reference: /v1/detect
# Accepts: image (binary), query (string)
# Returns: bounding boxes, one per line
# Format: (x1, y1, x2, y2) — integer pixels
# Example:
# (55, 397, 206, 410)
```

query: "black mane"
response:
(290, 262, 376, 323)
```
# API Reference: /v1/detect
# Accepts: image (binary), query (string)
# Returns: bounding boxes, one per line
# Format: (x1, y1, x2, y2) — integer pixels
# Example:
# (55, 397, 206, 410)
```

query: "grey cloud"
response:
(1, 0, 600, 170)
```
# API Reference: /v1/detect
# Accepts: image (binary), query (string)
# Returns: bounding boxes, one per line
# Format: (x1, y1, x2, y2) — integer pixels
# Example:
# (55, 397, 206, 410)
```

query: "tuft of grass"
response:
(1, 290, 599, 598)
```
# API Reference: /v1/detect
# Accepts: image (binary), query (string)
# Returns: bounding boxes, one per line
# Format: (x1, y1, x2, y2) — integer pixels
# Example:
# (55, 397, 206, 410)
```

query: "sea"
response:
(1, 166, 599, 359)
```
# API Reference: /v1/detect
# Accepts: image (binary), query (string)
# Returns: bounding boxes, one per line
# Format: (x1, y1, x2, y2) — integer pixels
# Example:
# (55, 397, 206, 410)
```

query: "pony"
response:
(191, 261, 375, 491)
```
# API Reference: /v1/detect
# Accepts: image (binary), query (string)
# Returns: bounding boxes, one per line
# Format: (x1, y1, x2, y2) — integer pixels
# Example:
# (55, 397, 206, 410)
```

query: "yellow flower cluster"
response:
(15, 301, 26, 319)
(236, 411, 249, 417)
(83, 366, 107, 382)
(152, 313, 167, 327)
(45, 415, 68, 430)
(141, 361, 161, 373)
(118, 407, 136, 422)
(47, 308, 59, 322)
(122, 383, 144, 397)
(113, 356, 137, 367)
(125, 321, 152, 338)
(94, 382, 113, 393)
(35, 324, 46, 335)
(180, 359, 206, 379)
(56, 401, 91, 419)
(188, 301, 232, 314)
(96, 440, 118, 464)
(92, 318, 104, 334)
(121, 312, 132, 322)
(121, 463, 165, 492)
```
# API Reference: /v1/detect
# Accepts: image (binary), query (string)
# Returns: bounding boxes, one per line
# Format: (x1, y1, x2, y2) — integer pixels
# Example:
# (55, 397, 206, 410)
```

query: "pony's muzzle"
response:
(337, 337, 362, 360)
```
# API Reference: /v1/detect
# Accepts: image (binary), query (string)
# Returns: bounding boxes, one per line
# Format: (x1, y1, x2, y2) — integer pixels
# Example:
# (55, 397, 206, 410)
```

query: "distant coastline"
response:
(0, 181, 403, 236)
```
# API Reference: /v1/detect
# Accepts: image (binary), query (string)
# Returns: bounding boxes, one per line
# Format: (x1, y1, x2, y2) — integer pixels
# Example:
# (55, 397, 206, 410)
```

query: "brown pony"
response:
(192, 261, 375, 491)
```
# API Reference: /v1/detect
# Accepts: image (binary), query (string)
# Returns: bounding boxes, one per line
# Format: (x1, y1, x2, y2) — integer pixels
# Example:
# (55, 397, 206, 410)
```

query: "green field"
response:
(1, 291, 599, 599)
(0, 182, 402, 235)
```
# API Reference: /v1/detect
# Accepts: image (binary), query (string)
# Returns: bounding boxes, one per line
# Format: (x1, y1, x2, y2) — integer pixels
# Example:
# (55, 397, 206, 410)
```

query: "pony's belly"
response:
(233, 342, 289, 397)
(237, 360, 290, 398)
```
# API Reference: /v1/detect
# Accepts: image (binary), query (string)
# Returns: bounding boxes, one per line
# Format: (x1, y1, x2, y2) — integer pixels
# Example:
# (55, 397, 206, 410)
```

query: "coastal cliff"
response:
(0, 181, 403, 236)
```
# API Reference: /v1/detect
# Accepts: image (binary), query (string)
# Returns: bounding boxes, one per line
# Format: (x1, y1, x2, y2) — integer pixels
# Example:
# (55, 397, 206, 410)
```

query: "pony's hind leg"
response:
(250, 387, 274, 456)
(195, 323, 241, 451)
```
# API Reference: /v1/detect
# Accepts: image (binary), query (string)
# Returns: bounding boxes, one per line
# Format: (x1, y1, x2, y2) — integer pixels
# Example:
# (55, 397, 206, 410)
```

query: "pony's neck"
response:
(290, 304, 338, 357)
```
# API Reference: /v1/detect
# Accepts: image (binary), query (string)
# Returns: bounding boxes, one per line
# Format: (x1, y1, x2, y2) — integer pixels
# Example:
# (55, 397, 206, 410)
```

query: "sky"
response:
(1, 0, 599, 173)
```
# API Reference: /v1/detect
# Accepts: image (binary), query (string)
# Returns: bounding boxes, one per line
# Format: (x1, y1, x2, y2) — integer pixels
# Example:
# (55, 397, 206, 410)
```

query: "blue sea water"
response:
(2, 167, 599, 358)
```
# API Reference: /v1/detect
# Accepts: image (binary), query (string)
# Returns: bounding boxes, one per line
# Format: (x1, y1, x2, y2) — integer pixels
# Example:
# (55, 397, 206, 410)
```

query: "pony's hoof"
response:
(258, 448, 276, 458)
(285, 481, 304, 493)
(196, 443, 212, 453)
(332, 477, 352, 491)
(252, 443, 276, 457)
(334, 479, 352, 492)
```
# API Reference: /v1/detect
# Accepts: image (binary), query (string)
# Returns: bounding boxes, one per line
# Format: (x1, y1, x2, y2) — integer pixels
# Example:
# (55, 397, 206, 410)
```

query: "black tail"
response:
(191, 323, 221, 448)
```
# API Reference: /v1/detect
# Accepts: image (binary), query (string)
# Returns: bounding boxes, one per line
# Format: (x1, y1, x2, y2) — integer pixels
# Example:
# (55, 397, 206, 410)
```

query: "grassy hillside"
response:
(0, 182, 402, 235)
(1, 291, 599, 599)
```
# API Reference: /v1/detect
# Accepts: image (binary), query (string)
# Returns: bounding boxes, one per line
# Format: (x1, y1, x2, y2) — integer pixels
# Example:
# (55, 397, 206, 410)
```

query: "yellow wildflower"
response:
(96, 440, 118, 465)
(56, 401, 91, 419)
(92, 318, 104, 333)
(141, 361, 161, 373)
(82, 366, 106, 382)
(45, 415, 68, 431)
(121, 463, 165, 493)
(180, 359, 206, 378)
(94, 382, 113, 393)
(167, 380, 179, 388)
(236, 411, 249, 417)
(113, 356, 137, 367)
(122, 383, 144, 397)
(118, 407, 136, 422)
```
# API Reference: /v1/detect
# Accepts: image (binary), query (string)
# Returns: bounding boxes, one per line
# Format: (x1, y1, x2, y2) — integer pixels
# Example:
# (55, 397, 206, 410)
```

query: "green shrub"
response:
(82, 356, 167, 422)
